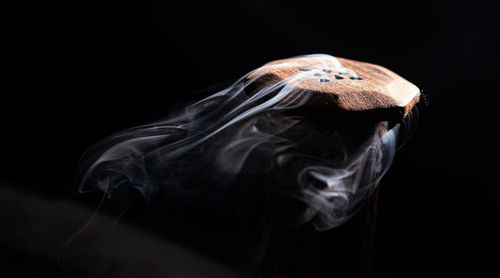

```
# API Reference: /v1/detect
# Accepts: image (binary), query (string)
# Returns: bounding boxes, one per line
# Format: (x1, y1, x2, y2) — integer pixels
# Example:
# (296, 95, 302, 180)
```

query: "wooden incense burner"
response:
(245, 55, 419, 277)
(246, 55, 420, 121)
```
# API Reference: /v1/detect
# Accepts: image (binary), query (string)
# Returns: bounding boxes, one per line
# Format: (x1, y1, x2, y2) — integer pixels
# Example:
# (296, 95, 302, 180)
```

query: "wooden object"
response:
(246, 55, 420, 120)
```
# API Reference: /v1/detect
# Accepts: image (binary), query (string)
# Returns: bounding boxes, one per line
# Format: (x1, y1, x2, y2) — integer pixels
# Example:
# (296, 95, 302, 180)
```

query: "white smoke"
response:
(78, 54, 400, 230)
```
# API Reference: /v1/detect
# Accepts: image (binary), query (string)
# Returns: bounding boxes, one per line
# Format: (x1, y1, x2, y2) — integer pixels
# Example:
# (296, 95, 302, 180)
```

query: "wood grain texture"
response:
(246, 55, 420, 120)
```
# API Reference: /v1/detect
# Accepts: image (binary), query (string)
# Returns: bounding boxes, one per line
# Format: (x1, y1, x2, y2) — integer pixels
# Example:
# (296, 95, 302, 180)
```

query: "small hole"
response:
(334, 75, 344, 79)
(299, 68, 311, 71)
(322, 69, 332, 73)
(350, 76, 363, 80)
(339, 72, 348, 75)
(319, 79, 330, 82)
(314, 73, 324, 76)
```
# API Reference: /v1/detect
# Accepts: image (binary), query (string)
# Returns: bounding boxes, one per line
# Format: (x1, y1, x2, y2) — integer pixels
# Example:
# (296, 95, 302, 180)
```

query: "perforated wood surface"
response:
(246, 55, 420, 120)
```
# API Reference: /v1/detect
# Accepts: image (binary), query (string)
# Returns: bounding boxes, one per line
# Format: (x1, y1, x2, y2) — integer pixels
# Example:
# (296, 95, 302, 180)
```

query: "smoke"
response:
(78, 54, 400, 231)
(295, 122, 398, 230)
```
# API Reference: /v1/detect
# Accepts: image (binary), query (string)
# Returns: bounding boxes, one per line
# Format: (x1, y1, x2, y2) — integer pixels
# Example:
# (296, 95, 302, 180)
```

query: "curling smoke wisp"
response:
(79, 54, 400, 230)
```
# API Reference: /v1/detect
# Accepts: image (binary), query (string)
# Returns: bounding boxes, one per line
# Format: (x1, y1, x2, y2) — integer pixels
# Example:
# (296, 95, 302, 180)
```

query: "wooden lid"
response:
(245, 54, 420, 121)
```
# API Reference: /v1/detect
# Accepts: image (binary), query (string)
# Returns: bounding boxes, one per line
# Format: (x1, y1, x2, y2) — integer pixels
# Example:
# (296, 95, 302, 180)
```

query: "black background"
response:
(3, 0, 499, 276)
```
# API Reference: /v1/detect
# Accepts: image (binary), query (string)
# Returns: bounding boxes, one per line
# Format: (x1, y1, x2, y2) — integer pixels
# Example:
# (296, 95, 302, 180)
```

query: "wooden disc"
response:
(245, 54, 420, 120)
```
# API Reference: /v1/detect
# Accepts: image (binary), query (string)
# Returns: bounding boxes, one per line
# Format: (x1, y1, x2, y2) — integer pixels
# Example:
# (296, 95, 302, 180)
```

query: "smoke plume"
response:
(78, 54, 401, 231)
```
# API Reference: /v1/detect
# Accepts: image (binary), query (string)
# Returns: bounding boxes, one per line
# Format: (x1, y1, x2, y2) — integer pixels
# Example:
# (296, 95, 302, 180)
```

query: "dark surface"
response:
(3, 0, 499, 277)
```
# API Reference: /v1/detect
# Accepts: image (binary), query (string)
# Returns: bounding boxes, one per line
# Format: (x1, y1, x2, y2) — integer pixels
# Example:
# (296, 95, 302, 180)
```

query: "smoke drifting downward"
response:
(79, 54, 399, 230)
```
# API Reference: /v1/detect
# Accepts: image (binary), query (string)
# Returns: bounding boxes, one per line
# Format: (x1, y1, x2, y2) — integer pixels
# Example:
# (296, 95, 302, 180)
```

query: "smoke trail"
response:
(78, 54, 399, 230)
(295, 122, 398, 230)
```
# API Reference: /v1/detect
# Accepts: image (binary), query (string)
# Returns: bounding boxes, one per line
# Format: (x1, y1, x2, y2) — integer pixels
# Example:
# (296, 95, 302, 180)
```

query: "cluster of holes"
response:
(299, 68, 363, 83)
